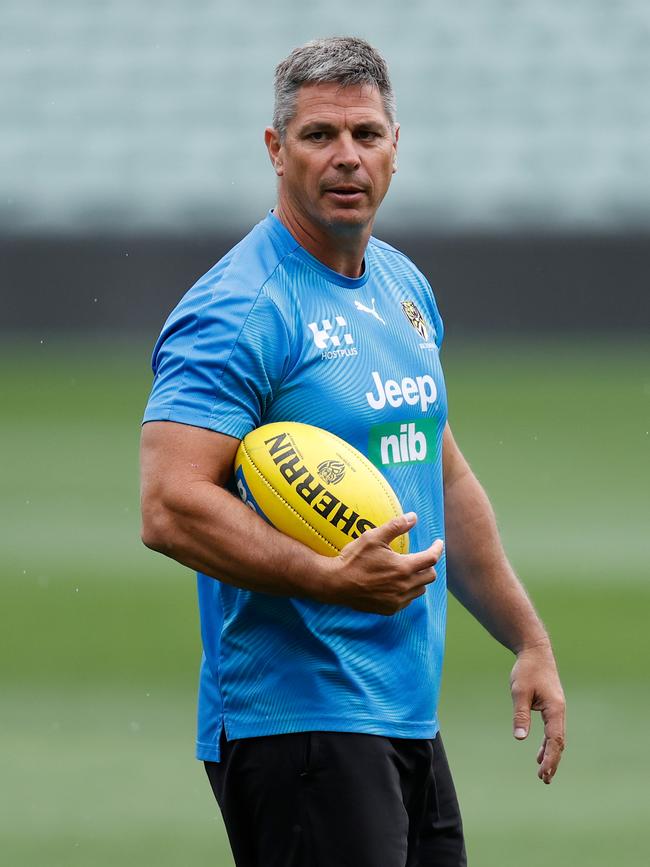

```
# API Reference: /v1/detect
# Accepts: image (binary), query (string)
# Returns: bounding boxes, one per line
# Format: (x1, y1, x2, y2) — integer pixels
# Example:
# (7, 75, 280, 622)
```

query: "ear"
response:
(264, 127, 284, 176)
(392, 123, 400, 174)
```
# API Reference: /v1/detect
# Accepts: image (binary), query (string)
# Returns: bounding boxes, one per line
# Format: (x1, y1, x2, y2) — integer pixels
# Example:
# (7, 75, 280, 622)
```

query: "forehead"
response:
(290, 82, 389, 127)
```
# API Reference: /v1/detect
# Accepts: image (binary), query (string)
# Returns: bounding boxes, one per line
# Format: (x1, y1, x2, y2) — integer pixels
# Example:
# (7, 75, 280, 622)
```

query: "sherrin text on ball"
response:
(234, 421, 409, 557)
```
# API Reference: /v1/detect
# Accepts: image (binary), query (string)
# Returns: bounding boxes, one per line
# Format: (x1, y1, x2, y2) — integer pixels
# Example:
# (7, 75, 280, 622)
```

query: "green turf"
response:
(1, 336, 648, 866)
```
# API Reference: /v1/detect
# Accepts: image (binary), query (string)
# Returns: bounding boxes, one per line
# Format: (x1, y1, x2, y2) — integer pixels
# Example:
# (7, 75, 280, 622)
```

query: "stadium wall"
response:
(2, 233, 648, 337)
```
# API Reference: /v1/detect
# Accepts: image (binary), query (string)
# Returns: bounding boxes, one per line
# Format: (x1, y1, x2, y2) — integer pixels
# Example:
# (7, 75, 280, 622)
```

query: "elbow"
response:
(140, 497, 177, 555)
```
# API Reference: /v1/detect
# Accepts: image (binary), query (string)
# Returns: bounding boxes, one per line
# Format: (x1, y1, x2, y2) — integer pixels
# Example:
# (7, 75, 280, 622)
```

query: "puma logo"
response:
(354, 298, 386, 326)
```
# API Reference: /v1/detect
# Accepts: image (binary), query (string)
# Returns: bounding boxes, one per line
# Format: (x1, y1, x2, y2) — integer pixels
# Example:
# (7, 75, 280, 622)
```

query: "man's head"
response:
(265, 37, 399, 254)
(272, 37, 396, 141)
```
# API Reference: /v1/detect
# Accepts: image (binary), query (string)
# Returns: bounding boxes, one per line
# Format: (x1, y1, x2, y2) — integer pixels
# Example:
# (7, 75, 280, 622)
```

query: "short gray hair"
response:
(273, 37, 396, 139)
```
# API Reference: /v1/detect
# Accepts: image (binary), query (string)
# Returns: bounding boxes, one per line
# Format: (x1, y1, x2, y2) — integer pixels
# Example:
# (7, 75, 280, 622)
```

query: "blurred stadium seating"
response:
(2, 0, 650, 234)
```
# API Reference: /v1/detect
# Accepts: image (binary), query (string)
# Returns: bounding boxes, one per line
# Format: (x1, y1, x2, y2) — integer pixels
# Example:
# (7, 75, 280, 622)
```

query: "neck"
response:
(273, 202, 371, 278)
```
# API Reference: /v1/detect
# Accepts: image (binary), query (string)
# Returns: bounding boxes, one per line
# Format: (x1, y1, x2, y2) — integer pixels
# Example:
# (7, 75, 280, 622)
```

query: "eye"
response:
(306, 131, 328, 142)
(356, 130, 379, 141)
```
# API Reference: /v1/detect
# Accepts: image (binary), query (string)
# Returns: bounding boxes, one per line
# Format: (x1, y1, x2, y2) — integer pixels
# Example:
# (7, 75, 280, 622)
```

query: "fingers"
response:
(369, 515, 444, 572)
(537, 701, 566, 784)
(512, 690, 532, 741)
(372, 511, 418, 545)
(514, 704, 565, 784)
(408, 539, 444, 572)
(538, 735, 564, 784)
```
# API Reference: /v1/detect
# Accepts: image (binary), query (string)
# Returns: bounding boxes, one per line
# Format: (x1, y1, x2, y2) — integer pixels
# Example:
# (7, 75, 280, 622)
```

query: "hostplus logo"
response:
(369, 420, 437, 467)
(307, 316, 358, 360)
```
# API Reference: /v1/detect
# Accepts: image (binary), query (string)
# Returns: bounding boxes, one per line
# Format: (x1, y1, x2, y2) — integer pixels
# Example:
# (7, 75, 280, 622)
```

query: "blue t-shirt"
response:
(143, 212, 448, 761)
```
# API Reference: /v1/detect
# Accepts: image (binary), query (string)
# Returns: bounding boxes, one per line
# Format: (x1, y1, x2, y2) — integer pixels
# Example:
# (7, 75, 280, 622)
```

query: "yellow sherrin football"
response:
(234, 421, 408, 557)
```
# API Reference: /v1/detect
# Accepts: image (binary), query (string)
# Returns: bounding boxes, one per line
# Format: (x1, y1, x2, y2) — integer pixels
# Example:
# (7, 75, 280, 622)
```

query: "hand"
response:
(510, 645, 566, 784)
(319, 511, 444, 615)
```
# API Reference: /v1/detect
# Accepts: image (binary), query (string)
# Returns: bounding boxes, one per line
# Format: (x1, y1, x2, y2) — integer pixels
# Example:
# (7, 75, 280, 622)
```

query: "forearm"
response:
(444, 464, 550, 655)
(142, 480, 330, 599)
(442, 424, 565, 781)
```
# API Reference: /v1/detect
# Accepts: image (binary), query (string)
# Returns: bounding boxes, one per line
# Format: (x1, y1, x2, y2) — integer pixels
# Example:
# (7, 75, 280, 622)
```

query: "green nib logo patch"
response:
(369, 420, 437, 467)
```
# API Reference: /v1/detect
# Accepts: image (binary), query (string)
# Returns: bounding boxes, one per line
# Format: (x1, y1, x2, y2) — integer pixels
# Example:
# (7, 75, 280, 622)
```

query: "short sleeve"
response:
(424, 279, 445, 350)
(143, 282, 291, 440)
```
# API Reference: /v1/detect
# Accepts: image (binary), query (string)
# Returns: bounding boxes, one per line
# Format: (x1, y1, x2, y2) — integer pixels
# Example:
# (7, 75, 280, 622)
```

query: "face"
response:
(266, 82, 399, 237)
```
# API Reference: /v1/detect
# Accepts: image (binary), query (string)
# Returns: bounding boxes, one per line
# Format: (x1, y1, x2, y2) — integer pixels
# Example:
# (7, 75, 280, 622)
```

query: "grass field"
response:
(2, 336, 649, 866)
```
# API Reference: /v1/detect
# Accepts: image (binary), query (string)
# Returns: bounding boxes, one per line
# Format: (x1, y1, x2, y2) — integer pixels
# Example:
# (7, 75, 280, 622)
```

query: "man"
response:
(140, 36, 565, 867)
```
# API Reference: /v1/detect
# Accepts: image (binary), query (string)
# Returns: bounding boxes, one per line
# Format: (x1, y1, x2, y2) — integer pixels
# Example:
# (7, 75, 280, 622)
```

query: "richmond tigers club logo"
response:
(317, 459, 346, 485)
(400, 300, 429, 341)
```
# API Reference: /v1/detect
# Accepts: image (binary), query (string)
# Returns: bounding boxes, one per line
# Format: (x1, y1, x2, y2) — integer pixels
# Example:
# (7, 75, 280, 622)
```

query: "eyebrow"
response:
(299, 119, 389, 135)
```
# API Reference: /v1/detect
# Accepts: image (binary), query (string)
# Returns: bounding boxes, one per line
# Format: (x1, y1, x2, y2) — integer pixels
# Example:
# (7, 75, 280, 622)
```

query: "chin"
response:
(323, 210, 371, 232)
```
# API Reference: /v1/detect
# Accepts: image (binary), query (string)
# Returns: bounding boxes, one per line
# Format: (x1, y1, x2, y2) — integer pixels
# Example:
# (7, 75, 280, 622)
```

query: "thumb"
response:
(513, 699, 531, 740)
(373, 511, 418, 545)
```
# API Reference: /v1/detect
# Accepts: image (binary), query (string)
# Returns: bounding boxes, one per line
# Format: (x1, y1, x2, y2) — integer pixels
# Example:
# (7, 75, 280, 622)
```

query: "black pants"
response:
(205, 730, 467, 867)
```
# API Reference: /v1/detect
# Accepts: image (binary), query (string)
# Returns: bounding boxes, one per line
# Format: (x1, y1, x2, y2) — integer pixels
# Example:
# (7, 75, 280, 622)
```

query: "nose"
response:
(333, 131, 361, 170)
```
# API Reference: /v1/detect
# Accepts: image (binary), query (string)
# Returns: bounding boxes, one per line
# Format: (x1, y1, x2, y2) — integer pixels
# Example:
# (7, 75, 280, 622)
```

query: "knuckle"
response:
(417, 569, 434, 588)
(378, 597, 400, 615)
(395, 558, 411, 579)
(385, 516, 402, 535)
(395, 592, 414, 611)
(362, 525, 380, 544)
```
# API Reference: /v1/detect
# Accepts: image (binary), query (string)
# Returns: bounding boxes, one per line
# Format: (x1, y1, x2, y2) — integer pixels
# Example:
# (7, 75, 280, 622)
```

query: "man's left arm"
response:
(442, 423, 566, 784)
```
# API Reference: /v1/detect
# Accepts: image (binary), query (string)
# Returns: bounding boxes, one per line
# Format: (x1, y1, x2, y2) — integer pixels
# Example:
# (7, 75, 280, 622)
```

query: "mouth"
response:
(325, 185, 365, 194)
(323, 186, 367, 203)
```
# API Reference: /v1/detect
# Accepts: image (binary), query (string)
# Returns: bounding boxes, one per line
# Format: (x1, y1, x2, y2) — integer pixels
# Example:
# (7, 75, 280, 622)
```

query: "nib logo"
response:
(368, 420, 437, 468)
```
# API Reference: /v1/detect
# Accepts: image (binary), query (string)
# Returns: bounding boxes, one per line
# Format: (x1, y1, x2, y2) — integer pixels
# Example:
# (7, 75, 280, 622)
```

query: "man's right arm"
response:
(140, 420, 443, 615)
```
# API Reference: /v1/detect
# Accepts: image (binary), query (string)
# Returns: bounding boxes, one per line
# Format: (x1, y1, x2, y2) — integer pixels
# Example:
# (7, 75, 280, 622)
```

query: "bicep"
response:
(140, 421, 241, 503)
(442, 422, 471, 493)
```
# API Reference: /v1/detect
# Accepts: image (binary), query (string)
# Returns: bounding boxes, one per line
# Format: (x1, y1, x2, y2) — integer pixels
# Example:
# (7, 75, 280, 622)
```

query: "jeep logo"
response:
(365, 371, 437, 413)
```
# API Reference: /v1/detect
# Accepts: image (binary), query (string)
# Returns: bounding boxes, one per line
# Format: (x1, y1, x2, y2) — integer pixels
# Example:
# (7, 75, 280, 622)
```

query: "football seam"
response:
(239, 440, 341, 555)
